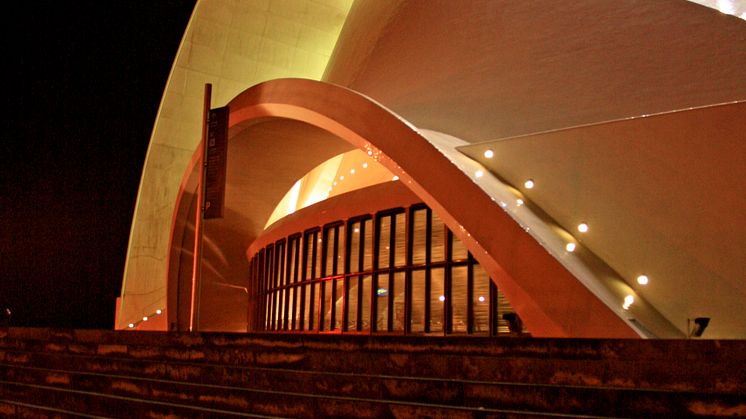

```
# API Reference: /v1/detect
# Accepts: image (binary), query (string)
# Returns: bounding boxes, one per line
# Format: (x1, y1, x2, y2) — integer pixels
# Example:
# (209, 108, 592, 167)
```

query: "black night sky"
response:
(1, 2, 195, 329)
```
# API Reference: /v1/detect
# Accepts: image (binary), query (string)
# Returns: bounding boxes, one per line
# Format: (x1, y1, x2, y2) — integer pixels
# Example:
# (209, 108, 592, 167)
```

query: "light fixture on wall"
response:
(502, 312, 523, 334)
(688, 317, 710, 338)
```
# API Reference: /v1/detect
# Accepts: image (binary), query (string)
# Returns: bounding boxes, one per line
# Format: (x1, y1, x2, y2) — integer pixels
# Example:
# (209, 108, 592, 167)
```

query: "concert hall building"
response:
(116, 0, 746, 340)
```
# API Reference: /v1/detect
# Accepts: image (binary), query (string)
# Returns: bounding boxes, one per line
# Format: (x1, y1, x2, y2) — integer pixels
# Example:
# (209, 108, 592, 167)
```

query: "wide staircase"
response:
(1, 328, 744, 418)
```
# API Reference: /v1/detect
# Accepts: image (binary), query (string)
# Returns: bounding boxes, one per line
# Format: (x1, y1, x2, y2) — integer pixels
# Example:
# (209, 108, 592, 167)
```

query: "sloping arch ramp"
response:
(226, 78, 645, 338)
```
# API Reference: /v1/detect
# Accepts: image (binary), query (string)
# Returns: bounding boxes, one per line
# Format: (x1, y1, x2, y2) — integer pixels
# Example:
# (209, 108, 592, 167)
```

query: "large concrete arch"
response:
(226, 78, 641, 338)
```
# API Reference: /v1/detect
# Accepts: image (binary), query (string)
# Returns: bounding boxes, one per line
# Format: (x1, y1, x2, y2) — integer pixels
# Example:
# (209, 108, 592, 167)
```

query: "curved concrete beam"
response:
(226, 78, 639, 338)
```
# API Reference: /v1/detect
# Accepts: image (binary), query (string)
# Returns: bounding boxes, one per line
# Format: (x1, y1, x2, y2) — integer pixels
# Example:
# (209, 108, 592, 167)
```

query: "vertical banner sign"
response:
(204, 106, 229, 219)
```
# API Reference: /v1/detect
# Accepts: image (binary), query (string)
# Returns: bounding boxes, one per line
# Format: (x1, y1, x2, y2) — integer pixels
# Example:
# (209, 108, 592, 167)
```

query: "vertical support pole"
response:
(190, 83, 211, 332)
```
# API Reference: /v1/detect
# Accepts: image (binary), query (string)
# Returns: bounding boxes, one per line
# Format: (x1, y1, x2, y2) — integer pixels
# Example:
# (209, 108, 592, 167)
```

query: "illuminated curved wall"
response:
(121, 0, 746, 339)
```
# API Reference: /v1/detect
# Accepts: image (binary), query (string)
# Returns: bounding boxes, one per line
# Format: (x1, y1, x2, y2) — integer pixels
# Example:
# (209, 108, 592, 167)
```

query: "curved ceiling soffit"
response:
(226, 78, 639, 338)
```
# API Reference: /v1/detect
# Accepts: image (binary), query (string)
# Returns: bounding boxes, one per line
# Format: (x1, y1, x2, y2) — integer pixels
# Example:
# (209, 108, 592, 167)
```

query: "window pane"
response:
(288, 287, 295, 330)
(277, 243, 285, 286)
(412, 210, 427, 265)
(334, 279, 344, 330)
(392, 271, 406, 332)
(376, 274, 389, 331)
(303, 234, 312, 281)
(430, 268, 445, 332)
(473, 264, 490, 334)
(452, 266, 468, 333)
(378, 216, 391, 268)
(498, 287, 518, 334)
(324, 279, 333, 331)
(304, 283, 312, 331)
(452, 234, 468, 261)
(277, 288, 288, 330)
(265, 294, 271, 330)
(347, 276, 359, 331)
(314, 233, 322, 279)
(349, 222, 361, 273)
(275, 280, 282, 329)
(360, 275, 371, 331)
(394, 213, 406, 267)
(431, 213, 445, 263)
(325, 229, 335, 276)
(288, 239, 297, 283)
(411, 269, 426, 333)
(363, 219, 373, 271)
(335, 225, 345, 275)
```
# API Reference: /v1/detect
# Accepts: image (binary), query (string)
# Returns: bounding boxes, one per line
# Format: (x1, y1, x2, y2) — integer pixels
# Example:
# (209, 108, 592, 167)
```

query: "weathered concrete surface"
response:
(1, 328, 745, 417)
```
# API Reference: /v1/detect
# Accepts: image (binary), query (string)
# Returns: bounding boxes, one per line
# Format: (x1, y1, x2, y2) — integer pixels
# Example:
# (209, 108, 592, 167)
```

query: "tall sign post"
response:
(189, 84, 211, 332)
(189, 83, 230, 332)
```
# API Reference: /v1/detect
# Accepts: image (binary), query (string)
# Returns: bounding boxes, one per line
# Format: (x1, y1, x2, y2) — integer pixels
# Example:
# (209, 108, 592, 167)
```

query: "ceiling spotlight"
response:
(438, 295, 446, 302)
(475, 170, 484, 178)
(524, 179, 535, 189)
(577, 223, 589, 233)
(362, 162, 368, 169)
(142, 316, 148, 321)
(637, 275, 649, 285)
(128, 323, 134, 328)
(565, 242, 576, 252)
(354, 227, 360, 233)
(484, 149, 494, 158)
(392, 176, 399, 181)
(350, 169, 355, 175)
(622, 295, 634, 310)
(156, 309, 162, 315)
(340, 175, 345, 180)
(478, 295, 485, 302)
(367, 150, 373, 156)
(516, 199, 524, 206)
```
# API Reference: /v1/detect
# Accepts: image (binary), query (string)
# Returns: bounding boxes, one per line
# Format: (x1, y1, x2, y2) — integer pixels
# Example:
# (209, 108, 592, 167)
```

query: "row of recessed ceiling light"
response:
(483, 148, 648, 311)
(328, 160, 401, 194)
(127, 308, 163, 328)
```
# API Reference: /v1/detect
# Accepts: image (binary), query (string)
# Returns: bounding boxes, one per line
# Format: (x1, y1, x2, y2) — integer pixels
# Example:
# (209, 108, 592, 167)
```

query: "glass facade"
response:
(249, 204, 520, 336)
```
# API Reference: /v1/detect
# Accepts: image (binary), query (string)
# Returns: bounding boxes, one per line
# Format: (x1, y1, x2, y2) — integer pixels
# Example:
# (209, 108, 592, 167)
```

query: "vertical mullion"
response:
(387, 215, 395, 332)
(371, 215, 381, 333)
(343, 222, 352, 332)
(286, 239, 293, 331)
(292, 237, 300, 330)
(308, 232, 317, 331)
(425, 209, 432, 333)
(357, 218, 366, 331)
(319, 228, 329, 331)
(445, 230, 453, 335)
(331, 225, 339, 330)
(299, 236, 308, 331)
(467, 253, 474, 334)
(404, 208, 413, 334)
(489, 281, 497, 336)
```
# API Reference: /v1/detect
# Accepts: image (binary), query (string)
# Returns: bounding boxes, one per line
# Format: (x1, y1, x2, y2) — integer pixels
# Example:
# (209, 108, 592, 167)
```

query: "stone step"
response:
(2, 337, 743, 394)
(5, 328, 746, 365)
(1, 368, 573, 419)
(2, 359, 744, 417)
